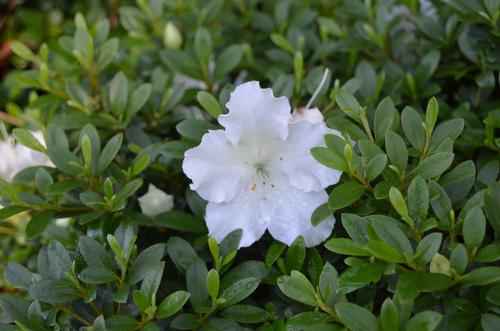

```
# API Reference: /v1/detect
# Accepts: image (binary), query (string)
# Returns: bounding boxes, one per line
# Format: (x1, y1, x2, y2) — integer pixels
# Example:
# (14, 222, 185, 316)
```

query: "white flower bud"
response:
(290, 107, 324, 124)
(163, 22, 182, 50)
(430, 253, 451, 276)
(138, 184, 174, 217)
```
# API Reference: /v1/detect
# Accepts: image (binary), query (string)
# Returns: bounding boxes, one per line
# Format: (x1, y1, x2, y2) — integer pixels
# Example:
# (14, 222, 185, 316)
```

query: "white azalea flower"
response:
(0, 131, 53, 181)
(183, 81, 342, 248)
(138, 184, 175, 217)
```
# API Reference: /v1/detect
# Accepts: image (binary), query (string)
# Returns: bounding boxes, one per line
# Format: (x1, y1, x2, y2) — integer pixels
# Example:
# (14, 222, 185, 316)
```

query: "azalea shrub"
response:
(0, 0, 500, 330)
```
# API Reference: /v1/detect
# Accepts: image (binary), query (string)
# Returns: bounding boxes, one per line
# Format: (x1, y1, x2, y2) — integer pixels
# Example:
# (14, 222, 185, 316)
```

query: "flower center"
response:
(250, 163, 277, 192)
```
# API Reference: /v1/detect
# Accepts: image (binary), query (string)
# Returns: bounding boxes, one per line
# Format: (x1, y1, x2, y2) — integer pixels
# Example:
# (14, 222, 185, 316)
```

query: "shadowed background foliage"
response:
(0, 0, 499, 330)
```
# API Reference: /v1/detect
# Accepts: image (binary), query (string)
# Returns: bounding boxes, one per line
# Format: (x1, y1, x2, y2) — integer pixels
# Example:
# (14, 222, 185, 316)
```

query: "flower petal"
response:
(273, 121, 342, 192)
(183, 130, 251, 203)
(0, 131, 53, 181)
(290, 107, 325, 124)
(219, 81, 291, 145)
(206, 191, 268, 248)
(264, 182, 334, 247)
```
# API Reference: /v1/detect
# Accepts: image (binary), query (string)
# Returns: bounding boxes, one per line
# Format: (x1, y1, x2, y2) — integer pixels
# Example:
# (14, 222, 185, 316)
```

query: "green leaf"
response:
(286, 236, 306, 271)
(0, 205, 28, 221)
(28, 280, 80, 304)
(270, 33, 294, 53)
(366, 154, 387, 181)
(38, 240, 71, 280)
(416, 233, 442, 264)
(389, 187, 410, 221)
(113, 179, 143, 211)
(221, 304, 268, 324)
(109, 71, 128, 116)
(0, 295, 40, 330)
(128, 243, 165, 285)
(79, 266, 118, 284)
(154, 211, 207, 234)
(207, 269, 219, 299)
(194, 28, 212, 66)
(66, 82, 90, 108)
(197, 91, 222, 118)
(406, 311, 442, 331)
(186, 259, 209, 308)
(176, 119, 218, 142)
(328, 182, 365, 210)
(336, 90, 361, 120)
(105, 315, 139, 331)
(220, 278, 260, 308)
(126, 83, 152, 119)
(461, 267, 500, 286)
(170, 313, 198, 330)
(395, 271, 420, 302)
(287, 312, 332, 329)
(26, 211, 54, 239)
(140, 262, 164, 299)
(221, 261, 268, 289)
(366, 240, 405, 263)
(265, 241, 286, 267)
(324, 238, 369, 256)
(11, 41, 36, 61)
(311, 147, 348, 172)
(97, 38, 119, 72)
(113, 286, 129, 304)
(167, 237, 199, 272)
(337, 262, 386, 294)
(370, 218, 413, 255)
(380, 298, 398, 331)
(12, 129, 46, 153)
(318, 263, 339, 308)
(401, 106, 425, 150)
(428, 180, 452, 223)
(482, 314, 500, 331)
(341, 213, 371, 244)
(97, 133, 123, 173)
(374, 97, 398, 142)
(277, 271, 317, 306)
(220, 228, 242, 258)
(35, 168, 53, 195)
(335, 302, 379, 331)
(78, 236, 115, 270)
(408, 176, 429, 221)
(462, 206, 486, 251)
(385, 130, 408, 172)
(425, 97, 439, 131)
(45, 179, 80, 196)
(5, 263, 32, 289)
(476, 243, 500, 263)
(486, 284, 500, 306)
(412, 152, 454, 179)
(47, 145, 81, 176)
(429, 119, 464, 150)
(450, 243, 468, 275)
(156, 291, 191, 319)
(440, 160, 476, 203)
(215, 44, 244, 80)
(133, 290, 149, 313)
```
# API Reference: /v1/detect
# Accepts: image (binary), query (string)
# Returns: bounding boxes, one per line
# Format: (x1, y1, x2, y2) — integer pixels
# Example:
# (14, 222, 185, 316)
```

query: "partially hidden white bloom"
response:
(138, 184, 175, 217)
(183, 81, 342, 248)
(290, 107, 325, 124)
(0, 131, 53, 181)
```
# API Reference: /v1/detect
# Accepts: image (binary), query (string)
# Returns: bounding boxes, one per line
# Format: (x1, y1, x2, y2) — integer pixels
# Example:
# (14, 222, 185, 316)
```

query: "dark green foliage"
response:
(0, 0, 499, 330)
